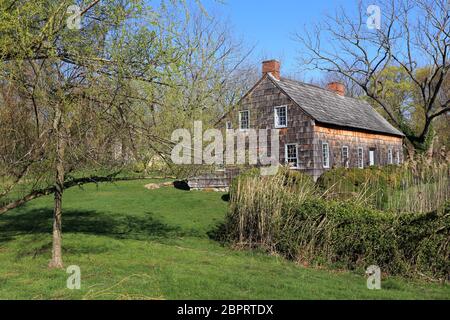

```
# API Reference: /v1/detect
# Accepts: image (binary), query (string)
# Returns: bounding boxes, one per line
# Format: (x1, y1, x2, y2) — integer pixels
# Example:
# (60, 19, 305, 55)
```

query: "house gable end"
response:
(237, 75, 314, 130)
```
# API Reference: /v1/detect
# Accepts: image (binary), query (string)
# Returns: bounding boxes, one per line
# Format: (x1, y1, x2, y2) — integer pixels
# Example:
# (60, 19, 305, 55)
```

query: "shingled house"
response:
(222, 60, 404, 180)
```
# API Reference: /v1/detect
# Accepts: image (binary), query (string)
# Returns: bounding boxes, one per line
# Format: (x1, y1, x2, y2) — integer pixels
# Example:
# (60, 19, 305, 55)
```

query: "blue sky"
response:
(204, 0, 359, 80)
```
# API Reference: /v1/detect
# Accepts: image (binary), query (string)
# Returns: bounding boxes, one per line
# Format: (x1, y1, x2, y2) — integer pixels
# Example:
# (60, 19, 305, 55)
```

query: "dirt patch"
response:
(144, 181, 173, 190)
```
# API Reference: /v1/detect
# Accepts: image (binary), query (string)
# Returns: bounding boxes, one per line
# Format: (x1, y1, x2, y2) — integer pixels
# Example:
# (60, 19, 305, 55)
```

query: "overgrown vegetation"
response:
(1, 179, 448, 299)
(317, 158, 450, 213)
(0, 0, 252, 268)
(222, 166, 450, 281)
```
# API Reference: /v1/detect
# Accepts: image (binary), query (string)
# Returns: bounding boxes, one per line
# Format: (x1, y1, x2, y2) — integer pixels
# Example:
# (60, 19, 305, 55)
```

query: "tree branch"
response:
(0, 172, 144, 215)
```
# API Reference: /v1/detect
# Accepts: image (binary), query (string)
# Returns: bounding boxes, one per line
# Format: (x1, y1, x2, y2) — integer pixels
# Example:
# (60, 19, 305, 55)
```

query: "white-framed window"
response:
(226, 121, 232, 130)
(387, 148, 393, 164)
(322, 142, 330, 168)
(342, 146, 349, 168)
(358, 147, 364, 169)
(239, 110, 249, 130)
(274, 105, 287, 128)
(285, 144, 298, 168)
(396, 150, 401, 165)
(369, 149, 375, 166)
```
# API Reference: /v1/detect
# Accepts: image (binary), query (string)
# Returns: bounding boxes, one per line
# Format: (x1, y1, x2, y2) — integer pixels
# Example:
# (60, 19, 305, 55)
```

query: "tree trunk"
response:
(49, 108, 65, 269)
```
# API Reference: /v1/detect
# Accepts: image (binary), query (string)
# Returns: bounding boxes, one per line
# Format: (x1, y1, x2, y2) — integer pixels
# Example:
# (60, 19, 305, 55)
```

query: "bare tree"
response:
(295, 0, 450, 152)
(130, 12, 255, 176)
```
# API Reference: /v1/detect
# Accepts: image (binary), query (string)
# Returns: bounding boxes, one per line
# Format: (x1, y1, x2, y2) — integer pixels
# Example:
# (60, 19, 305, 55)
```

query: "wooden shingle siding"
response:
(218, 65, 404, 182)
(313, 125, 403, 179)
(188, 168, 241, 190)
(231, 77, 316, 170)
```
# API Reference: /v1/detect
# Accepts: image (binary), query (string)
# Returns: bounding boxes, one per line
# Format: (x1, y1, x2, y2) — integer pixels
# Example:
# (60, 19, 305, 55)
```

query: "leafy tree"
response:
(0, 0, 191, 268)
(0, 0, 251, 268)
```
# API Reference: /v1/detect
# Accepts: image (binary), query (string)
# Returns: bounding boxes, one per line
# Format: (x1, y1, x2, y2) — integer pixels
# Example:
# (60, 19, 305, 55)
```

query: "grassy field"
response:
(0, 179, 448, 299)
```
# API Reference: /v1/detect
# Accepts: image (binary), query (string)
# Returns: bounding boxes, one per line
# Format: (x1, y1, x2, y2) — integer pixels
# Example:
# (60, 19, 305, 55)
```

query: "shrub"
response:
(223, 171, 450, 281)
(317, 159, 449, 213)
(280, 199, 449, 279)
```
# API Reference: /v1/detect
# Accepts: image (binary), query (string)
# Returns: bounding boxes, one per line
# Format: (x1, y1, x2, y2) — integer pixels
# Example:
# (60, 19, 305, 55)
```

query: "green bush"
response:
(278, 199, 449, 279)
(317, 161, 449, 213)
(224, 171, 450, 280)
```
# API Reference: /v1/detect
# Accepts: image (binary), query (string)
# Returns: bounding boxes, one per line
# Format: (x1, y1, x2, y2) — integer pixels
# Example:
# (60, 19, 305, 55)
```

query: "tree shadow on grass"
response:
(0, 207, 200, 246)
(207, 221, 230, 245)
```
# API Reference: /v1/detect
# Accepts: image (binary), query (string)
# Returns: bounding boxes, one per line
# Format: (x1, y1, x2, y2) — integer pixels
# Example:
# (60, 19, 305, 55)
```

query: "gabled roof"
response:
(268, 74, 404, 137)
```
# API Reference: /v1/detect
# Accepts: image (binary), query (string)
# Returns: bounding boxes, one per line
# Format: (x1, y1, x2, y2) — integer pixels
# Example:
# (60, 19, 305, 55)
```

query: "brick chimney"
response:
(262, 60, 280, 80)
(326, 82, 345, 96)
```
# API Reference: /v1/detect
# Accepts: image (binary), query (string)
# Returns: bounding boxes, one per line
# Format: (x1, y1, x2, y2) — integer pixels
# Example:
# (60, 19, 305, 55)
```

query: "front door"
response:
(369, 150, 375, 166)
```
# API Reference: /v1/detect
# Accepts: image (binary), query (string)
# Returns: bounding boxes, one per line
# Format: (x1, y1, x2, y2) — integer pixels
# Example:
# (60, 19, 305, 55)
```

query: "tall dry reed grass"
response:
(222, 164, 449, 280)
(227, 168, 316, 249)
(318, 158, 449, 213)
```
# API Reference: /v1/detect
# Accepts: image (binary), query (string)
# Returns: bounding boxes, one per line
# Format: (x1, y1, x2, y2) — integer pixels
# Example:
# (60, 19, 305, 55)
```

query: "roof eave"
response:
(315, 121, 405, 138)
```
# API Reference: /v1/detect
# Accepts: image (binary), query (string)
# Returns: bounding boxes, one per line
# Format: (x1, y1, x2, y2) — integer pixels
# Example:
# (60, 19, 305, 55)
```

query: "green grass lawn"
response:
(0, 179, 448, 299)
